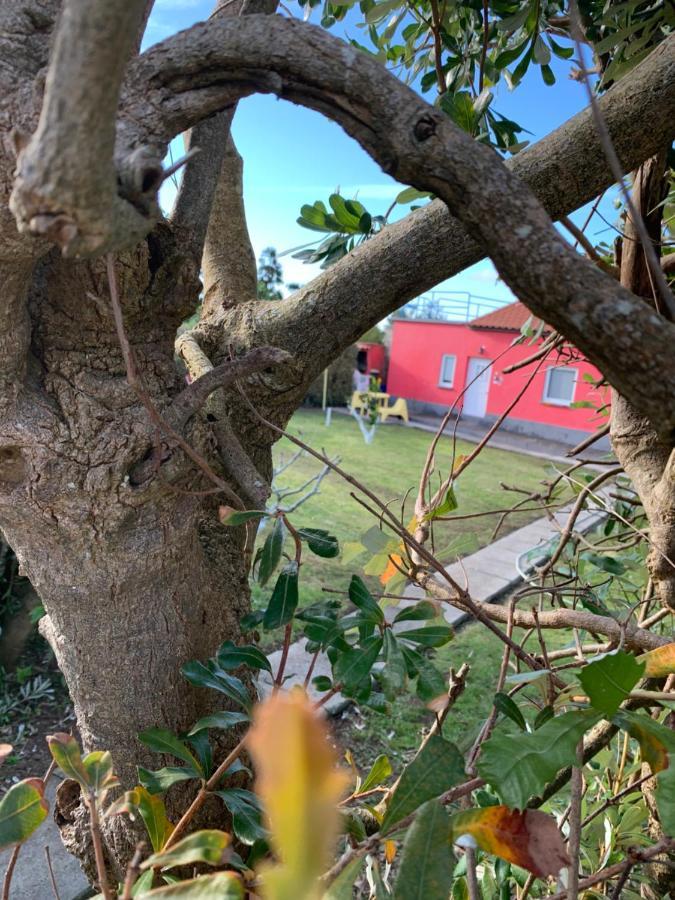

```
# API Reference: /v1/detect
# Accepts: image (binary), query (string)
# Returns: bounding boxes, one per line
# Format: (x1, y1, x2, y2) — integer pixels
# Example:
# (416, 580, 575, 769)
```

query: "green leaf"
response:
(141, 872, 244, 897)
(329, 194, 362, 231)
(82, 751, 118, 801)
(548, 36, 574, 59)
(297, 528, 340, 558)
(142, 830, 231, 871)
(214, 788, 266, 845)
(395, 187, 431, 205)
(263, 563, 300, 630)
(47, 733, 89, 789)
(359, 755, 393, 793)
(425, 485, 458, 521)
(349, 574, 385, 623)
(440, 92, 477, 134)
(334, 636, 383, 693)
(477, 710, 601, 809)
(258, 519, 285, 586)
(540, 64, 556, 86)
(138, 766, 199, 795)
(533, 706, 554, 730)
(219, 508, 266, 526)
(613, 711, 675, 836)
(217, 641, 272, 674)
(138, 728, 203, 774)
(381, 630, 407, 700)
(398, 625, 453, 648)
(0, 778, 48, 850)
(108, 786, 174, 852)
(578, 650, 645, 717)
(585, 553, 626, 575)
(312, 675, 333, 692)
(393, 601, 437, 624)
(365, 0, 401, 23)
(381, 735, 465, 833)
(493, 693, 526, 731)
(393, 799, 454, 899)
(181, 662, 252, 711)
(188, 711, 250, 736)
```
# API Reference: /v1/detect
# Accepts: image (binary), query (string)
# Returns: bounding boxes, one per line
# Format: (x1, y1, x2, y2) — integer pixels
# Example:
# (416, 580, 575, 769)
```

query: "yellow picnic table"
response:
(350, 391, 409, 423)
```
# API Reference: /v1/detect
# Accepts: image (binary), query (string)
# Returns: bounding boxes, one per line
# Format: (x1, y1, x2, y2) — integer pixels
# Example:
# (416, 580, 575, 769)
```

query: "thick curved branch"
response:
(123, 17, 675, 431)
(13, 12, 675, 430)
(168, 345, 293, 431)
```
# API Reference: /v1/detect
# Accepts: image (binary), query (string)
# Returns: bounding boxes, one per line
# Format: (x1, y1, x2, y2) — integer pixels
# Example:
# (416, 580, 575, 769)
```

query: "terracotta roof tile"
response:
(469, 301, 545, 332)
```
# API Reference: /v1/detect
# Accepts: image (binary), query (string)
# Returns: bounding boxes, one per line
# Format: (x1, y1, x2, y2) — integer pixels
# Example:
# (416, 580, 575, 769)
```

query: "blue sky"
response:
(147, 0, 617, 304)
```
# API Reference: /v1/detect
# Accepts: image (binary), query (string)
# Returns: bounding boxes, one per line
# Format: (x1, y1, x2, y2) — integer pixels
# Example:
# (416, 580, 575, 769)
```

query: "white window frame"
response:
(542, 366, 577, 407)
(438, 354, 457, 388)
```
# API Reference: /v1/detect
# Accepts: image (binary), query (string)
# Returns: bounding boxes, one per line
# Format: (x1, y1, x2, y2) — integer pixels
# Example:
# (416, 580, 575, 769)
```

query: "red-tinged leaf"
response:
(639, 643, 675, 678)
(47, 733, 89, 789)
(450, 806, 569, 878)
(0, 778, 48, 849)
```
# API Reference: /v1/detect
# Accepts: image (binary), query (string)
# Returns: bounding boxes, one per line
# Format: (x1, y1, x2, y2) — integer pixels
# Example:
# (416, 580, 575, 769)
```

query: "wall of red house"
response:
(387, 319, 607, 432)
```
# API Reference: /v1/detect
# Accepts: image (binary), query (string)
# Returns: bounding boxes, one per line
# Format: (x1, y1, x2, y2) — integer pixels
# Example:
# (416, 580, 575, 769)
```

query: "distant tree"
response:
(257, 245, 284, 299)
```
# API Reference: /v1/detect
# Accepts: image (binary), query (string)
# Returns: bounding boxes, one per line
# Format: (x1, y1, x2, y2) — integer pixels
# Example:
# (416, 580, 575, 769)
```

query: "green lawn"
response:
(255, 409, 553, 606)
(252, 408, 560, 764)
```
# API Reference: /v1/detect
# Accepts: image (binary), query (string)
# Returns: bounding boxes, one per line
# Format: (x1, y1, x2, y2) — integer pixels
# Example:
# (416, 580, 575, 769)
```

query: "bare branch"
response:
(168, 345, 293, 431)
(418, 573, 669, 652)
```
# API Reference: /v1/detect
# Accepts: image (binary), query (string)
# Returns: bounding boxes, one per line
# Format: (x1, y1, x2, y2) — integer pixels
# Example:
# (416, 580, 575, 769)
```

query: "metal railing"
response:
(394, 291, 507, 323)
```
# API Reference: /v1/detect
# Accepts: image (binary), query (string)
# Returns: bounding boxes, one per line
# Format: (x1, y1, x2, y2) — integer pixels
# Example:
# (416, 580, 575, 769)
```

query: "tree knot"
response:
(413, 114, 438, 142)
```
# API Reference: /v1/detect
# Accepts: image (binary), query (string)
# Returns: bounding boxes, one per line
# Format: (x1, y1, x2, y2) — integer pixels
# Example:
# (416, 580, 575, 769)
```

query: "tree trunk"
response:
(0, 240, 268, 875)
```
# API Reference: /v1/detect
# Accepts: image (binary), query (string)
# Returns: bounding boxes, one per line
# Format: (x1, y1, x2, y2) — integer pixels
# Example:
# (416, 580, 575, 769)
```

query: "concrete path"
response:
(0, 779, 90, 900)
(407, 414, 610, 465)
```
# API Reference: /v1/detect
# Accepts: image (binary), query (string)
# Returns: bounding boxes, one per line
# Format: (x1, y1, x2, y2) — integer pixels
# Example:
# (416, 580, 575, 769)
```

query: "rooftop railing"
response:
(395, 291, 507, 323)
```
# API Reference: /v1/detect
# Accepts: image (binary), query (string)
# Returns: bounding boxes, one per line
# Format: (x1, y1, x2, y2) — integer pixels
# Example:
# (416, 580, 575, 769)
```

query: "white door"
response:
(463, 357, 492, 417)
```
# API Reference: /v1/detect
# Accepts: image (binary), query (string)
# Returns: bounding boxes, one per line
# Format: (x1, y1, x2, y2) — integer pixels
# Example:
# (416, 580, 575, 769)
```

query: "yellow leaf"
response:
(639, 643, 675, 678)
(384, 839, 397, 864)
(450, 807, 569, 878)
(247, 690, 349, 900)
(380, 554, 403, 586)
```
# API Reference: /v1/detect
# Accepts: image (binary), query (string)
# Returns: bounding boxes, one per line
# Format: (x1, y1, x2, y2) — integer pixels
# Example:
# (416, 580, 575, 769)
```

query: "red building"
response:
(387, 301, 609, 447)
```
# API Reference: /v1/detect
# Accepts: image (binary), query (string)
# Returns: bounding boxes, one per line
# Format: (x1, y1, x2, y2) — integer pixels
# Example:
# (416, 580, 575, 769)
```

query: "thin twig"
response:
(121, 842, 146, 900)
(566, 740, 584, 899)
(44, 847, 62, 900)
(88, 791, 113, 900)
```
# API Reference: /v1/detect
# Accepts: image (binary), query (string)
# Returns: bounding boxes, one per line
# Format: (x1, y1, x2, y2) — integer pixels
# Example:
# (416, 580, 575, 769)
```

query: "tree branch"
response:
(122, 17, 675, 430)
(201, 132, 258, 313)
(167, 345, 293, 431)
(10, 0, 160, 257)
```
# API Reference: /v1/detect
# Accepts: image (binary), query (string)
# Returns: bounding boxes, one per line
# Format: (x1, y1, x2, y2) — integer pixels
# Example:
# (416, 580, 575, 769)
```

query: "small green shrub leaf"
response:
(263, 564, 300, 630)
(393, 799, 454, 899)
(142, 829, 232, 871)
(578, 650, 644, 717)
(381, 735, 465, 832)
(477, 710, 601, 809)
(0, 778, 48, 849)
